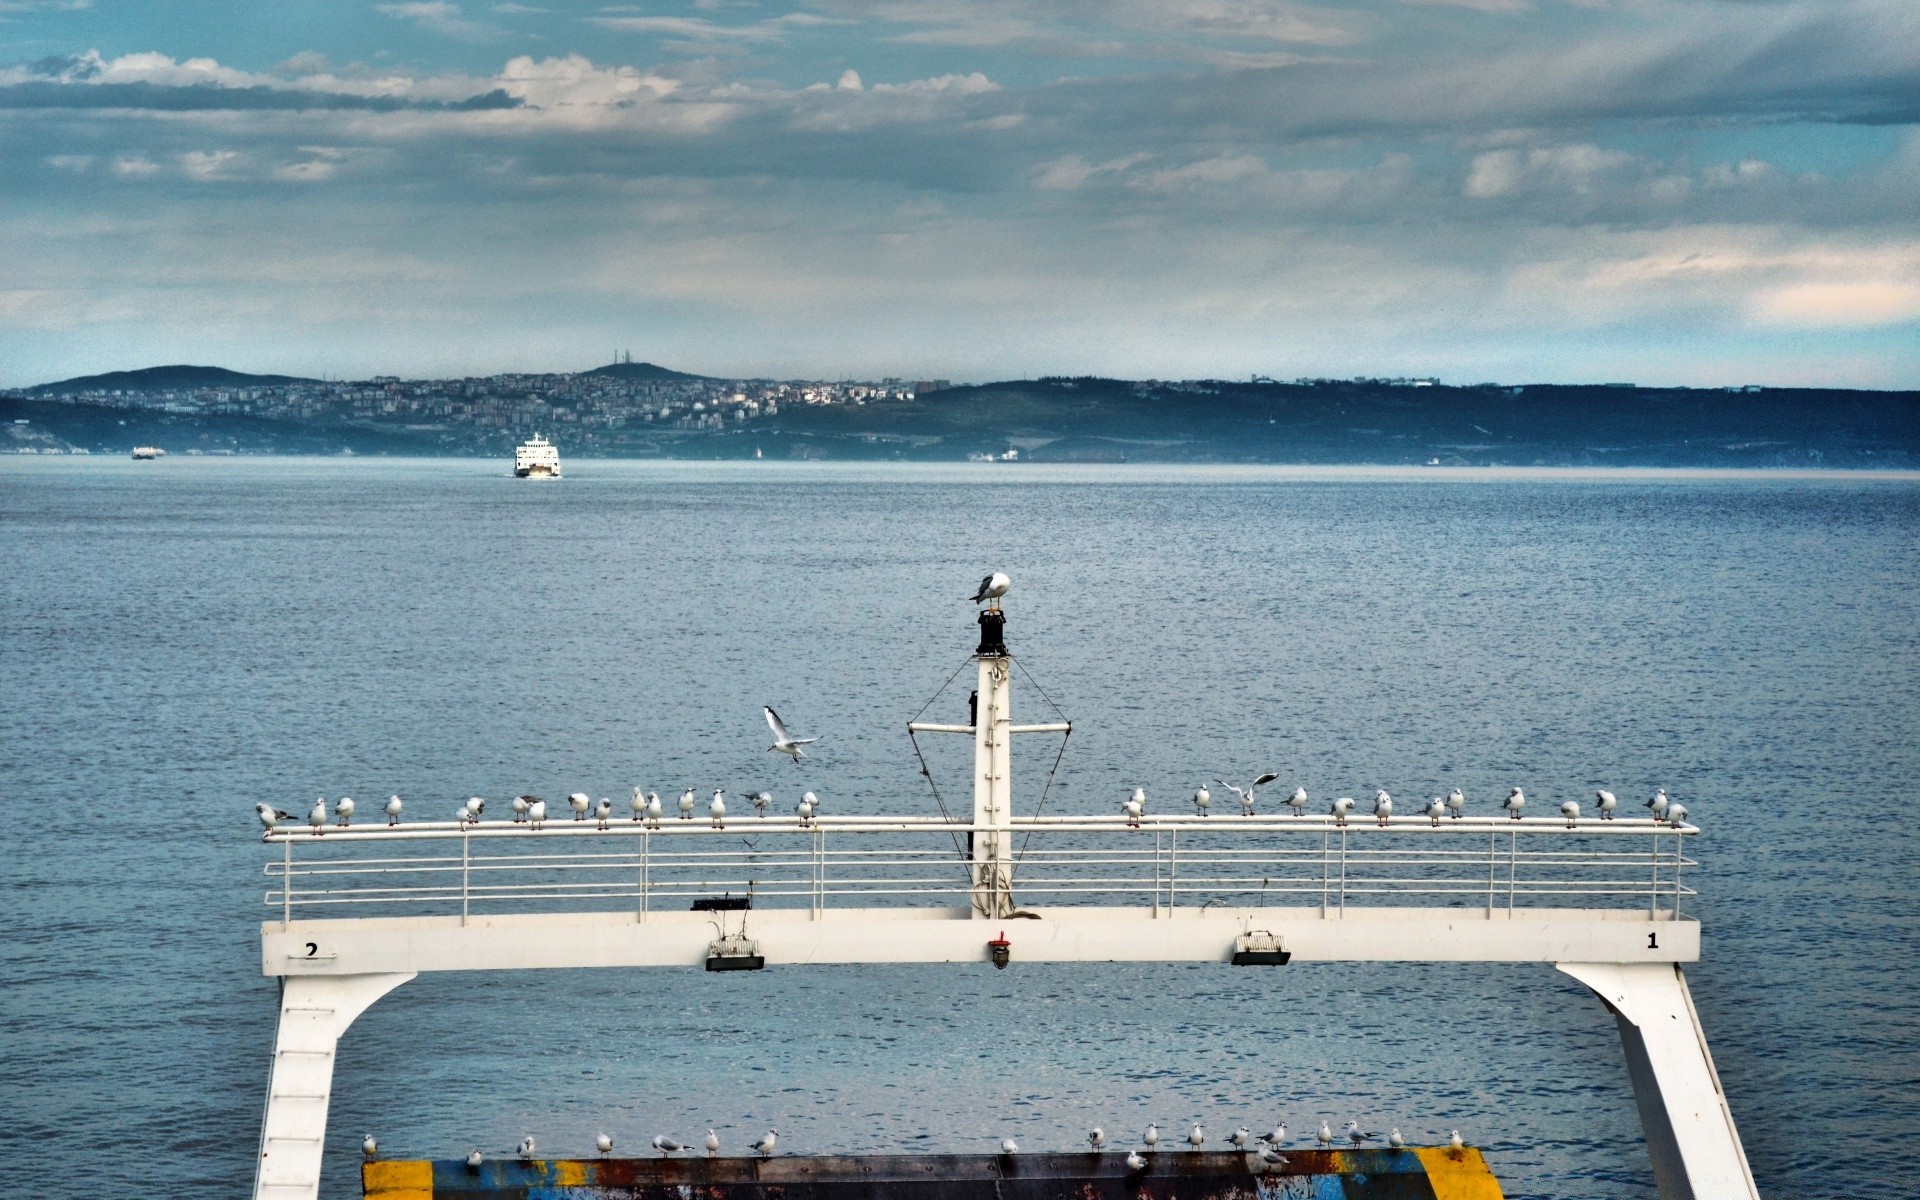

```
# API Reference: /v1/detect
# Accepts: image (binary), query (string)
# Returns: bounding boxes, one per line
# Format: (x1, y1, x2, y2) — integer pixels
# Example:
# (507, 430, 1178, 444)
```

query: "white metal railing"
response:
(262, 814, 1697, 926)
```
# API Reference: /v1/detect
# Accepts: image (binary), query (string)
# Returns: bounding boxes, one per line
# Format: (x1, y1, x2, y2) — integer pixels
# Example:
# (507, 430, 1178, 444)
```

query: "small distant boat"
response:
(514, 434, 561, 479)
(131, 446, 165, 460)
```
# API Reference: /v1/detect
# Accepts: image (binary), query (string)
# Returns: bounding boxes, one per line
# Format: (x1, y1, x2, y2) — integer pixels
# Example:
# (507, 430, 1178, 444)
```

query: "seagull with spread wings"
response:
(764, 706, 819, 760)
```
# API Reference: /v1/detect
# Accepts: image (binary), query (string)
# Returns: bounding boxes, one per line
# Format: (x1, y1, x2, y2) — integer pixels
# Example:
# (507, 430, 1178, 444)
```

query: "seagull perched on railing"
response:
(512, 795, 530, 823)
(386, 795, 404, 825)
(652, 1135, 683, 1156)
(362, 1134, 379, 1162)
(335, 797, 355, 827)
(1647, 789, 1670, 822)
(1345, 1121, 1377, 1147)
(596, 1133, 613, 1156)
(1088, 1126, 1107, 1151)
(765, 707, 819, 761)
(1424, 797, 1447, 826)
(645, 792, 663, 827)
(595, 798, 613, 830)
(1259, 1123, 1286, 1146)
(970, 572, 1011, 607)
(1001, 1137, 1019, 1155)
(1258, 1147, 1287, 1169)
(1449, 1130, 1464, 1149)
(1193, 787, 1211, 817)
(705, 1129, 720, 1157)
(1217, 773, 1279, 816)
(1595, 789, 1617, 820)
(518, 1135, 536, 1160)
(1143, 1122, 1159, 1149)
(1447, 787, 1465, 819)
(308, 797, 328, 835)
(1316, 1122, 1333, 1147)
(456, 804, 473, 828)
(1286, 787, 1309, 817)
(751, 1129, 777, 1157)
(1330, 797, 1354, 827)
(1126, 1150, 1148, 1172)
(1502, 787, 1526, 820)
(1186, 1123, 1205, 1149)
(710, 790, 727, 829)
(1123, 788, 1145, 828)
(527, 798, 547, 830)
(1560, 800, 1580, 827)
(752, 790, 773, 816)
(569, 792, 591, 821)
(796, 794, 816, 826)
(679, 788, 696, 819)
(256, 803, 291, 835)
(631, 789, 647, 821)
(467, 1148, 484, 1170)
(1373, 790, 1392, 826)
(1388, 1129, 1405, 1149)
(1228, 1127, 1252, 1149)
(465, 797, 485, 824)
(803, 790, 822, 815)
(1667, 803, 1689, 826)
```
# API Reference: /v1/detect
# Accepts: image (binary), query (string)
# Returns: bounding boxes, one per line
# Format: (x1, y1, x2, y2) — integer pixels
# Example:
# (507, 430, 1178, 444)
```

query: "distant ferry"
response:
(131, 446, 164, 460)
(514, 434, 560, 478)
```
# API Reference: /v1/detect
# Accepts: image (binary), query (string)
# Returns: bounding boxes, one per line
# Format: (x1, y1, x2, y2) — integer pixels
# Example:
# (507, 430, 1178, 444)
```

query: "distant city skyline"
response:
(2, 1, 1917, 390)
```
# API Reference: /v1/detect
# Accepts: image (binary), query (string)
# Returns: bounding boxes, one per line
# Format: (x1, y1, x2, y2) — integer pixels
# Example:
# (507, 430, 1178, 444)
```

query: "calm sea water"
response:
(2, 459, 1917, 1200)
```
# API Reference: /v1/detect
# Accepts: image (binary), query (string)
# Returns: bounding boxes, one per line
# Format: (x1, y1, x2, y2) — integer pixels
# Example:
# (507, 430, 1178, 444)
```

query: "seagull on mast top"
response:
(764, 707, 818, 761)
(969, 572, 1011, 611)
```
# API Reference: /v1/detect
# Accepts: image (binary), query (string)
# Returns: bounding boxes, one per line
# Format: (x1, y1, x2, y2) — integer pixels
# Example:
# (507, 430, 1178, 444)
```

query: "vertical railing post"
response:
(1486, 831, 1496, 917)
(281, 837, 292, 930)
(461, 831, 470, 927)
(1506, 829, 1517, 914)
(1649, 827, 1661, 918)
(637, 831, 649, 924)
(1169, 829, 1178, 912)
(1153, 830, 1163, 917)
(1321, 829, 1331, 916)
(1672, 832, 1684, 920)
(1338, 828, 1348, 915)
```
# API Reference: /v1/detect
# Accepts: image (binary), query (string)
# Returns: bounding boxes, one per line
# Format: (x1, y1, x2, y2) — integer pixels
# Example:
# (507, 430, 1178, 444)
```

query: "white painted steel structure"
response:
(250, 605, 1755, 1200)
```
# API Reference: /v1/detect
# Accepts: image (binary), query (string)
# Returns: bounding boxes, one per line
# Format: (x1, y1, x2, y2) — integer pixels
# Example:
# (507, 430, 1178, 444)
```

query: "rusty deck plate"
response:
(366, 1148, 1502, 1200)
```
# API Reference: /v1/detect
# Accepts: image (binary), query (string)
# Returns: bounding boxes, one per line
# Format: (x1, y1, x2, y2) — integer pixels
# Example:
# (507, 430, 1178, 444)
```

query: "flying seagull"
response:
(256, 803, 291, 834)
(765, 707, 819, 760)
(970, 572, 1011, 606)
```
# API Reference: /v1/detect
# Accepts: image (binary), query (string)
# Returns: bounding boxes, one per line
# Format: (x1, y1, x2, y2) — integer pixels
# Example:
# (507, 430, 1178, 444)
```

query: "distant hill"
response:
(580, 361, 710, 383)
(29, 365, 318, 394)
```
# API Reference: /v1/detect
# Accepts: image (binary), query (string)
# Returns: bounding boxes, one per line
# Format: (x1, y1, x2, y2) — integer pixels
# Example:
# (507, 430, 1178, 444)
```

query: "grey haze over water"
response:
(1, 459, 1916, 1199)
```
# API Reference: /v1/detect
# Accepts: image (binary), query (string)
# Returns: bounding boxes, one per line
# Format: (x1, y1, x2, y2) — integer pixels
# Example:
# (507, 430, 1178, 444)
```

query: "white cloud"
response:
(375, 2, 500, 41)
(871, 71, 997, 94)
(1753, 282, 1920, 328)
(180, 150, 242, 180)
(836, 68, 864, 91)
(494, 53, 678, 108)
(1033, 153, 1152, 190)
(112, 155, 160, 178)
(1465, 145, 1636, 198)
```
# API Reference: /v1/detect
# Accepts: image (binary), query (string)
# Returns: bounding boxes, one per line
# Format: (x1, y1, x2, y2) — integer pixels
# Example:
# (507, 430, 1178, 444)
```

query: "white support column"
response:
(1558, 962, 1758, 1200)
(253, 972, 415, 1200)
(971, 652, 1013, 918)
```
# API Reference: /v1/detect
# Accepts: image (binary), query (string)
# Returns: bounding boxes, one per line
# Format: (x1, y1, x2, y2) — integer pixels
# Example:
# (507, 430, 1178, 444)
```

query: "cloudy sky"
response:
(2, 0, 1917, 387)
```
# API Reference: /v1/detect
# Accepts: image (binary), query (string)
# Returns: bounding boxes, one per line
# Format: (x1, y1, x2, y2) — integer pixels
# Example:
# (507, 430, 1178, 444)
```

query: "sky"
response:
(1, 0, 1917, 388)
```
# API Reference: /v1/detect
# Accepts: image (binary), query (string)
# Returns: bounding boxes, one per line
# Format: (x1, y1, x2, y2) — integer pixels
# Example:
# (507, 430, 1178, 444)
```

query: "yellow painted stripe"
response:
(1413, 1147, 1505, 1200)
(362, 1159, 434, 1200)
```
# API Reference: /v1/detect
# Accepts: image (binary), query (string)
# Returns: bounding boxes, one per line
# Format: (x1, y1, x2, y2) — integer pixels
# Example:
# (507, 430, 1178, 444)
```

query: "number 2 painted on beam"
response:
(305, 942, 318, 957)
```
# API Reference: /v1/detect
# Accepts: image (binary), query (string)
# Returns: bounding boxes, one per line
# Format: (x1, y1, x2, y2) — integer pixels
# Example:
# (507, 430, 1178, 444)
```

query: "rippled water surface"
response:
(2, 459, 1917, 1199)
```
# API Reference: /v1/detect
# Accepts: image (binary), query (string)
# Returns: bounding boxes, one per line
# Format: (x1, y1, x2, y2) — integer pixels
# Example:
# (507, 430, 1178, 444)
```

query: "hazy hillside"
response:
(27, 365, 319, 394)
